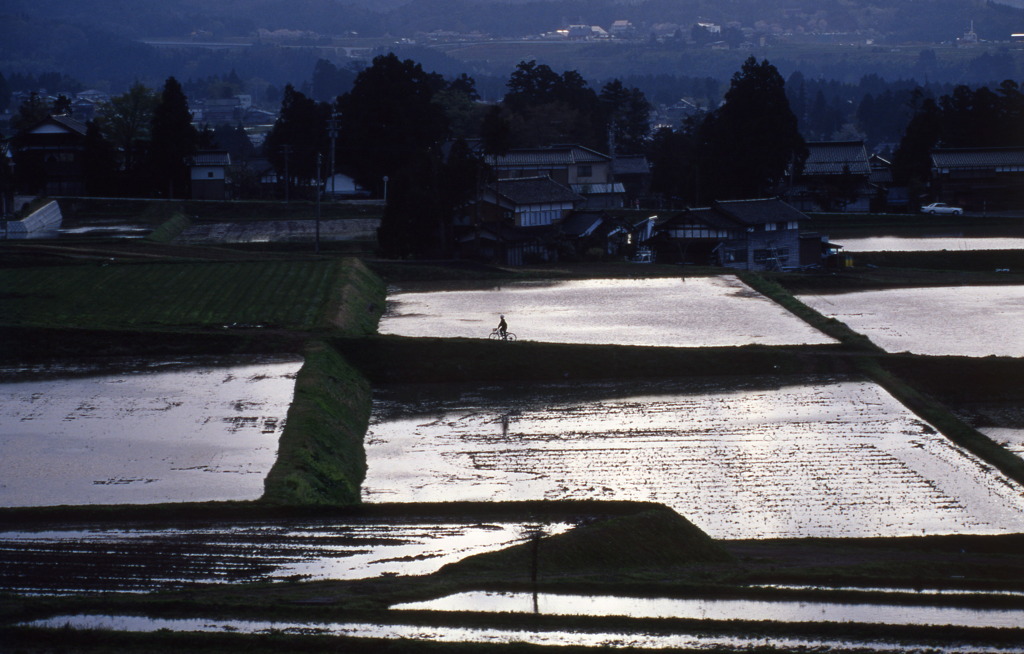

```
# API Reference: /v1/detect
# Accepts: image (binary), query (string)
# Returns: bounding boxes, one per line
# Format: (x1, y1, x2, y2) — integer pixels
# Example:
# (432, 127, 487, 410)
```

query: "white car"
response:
(921, 202, 963, 215)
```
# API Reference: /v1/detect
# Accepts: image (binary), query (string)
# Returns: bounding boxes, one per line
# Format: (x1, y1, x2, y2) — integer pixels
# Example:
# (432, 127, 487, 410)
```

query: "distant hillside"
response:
(1, 0, 1020, 96)
(7, 0, 1023, 42)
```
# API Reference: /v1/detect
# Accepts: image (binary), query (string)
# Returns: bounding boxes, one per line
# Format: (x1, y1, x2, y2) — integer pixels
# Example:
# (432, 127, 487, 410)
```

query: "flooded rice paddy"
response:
(378, 276, 835, 347)
(24, 614, 1022, 652)
(798, 286, 1024, 357)
(176, 218, 380, 244)
(0, 355, 302, 507)
(981, 428, 1024, 462)
(0, 520, 570, 593)
(392, 590, 1024, 629)
(362, 376, 1024, 539)
(839, 236, 1024, 252)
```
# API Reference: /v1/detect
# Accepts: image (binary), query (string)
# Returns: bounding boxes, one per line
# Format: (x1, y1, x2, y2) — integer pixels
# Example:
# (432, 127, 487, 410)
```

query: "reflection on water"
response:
(798, 286, 1024, 357)
(24, 614, 1021, 652)
(363, 376, 1024, 539)
(379, 276, 835, 347)
(177, 219, 380, 244)
(0, 521, 571, 593)
(751, 584, 1024, 598)
(980, 428, 1024, 461)
(840, 236, 1024, 252)
(393, 590, 1024, 629)
(0, 355, 302, 507)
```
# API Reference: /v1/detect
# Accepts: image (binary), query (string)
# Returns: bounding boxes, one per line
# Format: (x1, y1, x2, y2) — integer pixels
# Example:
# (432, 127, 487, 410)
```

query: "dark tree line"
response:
(647, 57, 806, 206)
(891, 81, 1024, 188)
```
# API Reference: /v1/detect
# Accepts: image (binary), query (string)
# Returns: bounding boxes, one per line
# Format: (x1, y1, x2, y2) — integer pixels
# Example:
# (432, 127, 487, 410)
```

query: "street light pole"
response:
(315, 152, 322, 254)
(327, 112, 340, 198)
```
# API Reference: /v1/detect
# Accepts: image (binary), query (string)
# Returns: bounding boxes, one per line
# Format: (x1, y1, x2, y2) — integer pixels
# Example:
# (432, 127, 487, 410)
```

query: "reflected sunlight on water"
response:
(393, 590, 1024, 628)
(798, 286, 1024, 357)
(25, 613, 1020, 652)
(839, 236, 1024, 252)
(0, 355, 302, 507)
(363, 376, 1024, 539)
(379, 276, 835, 347)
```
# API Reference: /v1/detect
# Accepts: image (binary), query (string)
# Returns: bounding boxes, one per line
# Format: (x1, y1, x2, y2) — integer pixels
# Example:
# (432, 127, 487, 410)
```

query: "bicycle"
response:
(488, 328, 517, 341)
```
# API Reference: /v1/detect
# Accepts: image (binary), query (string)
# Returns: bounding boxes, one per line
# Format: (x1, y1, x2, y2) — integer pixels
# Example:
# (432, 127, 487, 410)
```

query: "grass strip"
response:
(261, 341, 370, 505)
(736, 270, 882, 352)
(857, 356, 1024, 487)
(146, 213, 192, 243)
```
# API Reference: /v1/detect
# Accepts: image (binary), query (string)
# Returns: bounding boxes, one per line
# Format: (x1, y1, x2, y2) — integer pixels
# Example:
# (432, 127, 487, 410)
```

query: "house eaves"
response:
(931, 147, 1024, 171)
(489, 176, 583, 205)
(802, 140, 871, 176)
(712, 198, 807, 226)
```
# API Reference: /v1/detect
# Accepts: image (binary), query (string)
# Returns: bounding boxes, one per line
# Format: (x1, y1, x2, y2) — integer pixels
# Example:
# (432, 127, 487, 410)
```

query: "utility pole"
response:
(315, 152, 322, 254)
(327, 112, 340, 198)
(280, 145, 293, 203)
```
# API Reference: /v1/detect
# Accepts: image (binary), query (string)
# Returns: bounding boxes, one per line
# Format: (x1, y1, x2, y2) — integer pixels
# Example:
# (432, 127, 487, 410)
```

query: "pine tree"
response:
(149, 77, 198, 198)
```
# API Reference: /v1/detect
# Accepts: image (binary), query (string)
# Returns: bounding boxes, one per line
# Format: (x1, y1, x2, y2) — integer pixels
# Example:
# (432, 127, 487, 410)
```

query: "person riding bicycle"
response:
(497, 314, 508, 340)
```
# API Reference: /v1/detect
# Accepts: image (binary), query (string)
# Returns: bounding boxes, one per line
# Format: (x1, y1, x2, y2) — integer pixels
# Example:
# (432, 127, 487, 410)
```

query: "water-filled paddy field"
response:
(798, 286, 1024, 357)
(0, 520, 570, 593)
(0, 355, 302, 507)
(176, 218, 380, 244)
(839, 236, 1024, 252)
(379, 276, 835, 347)
(24, 613, 1022, 653)
(393, 590, 1024, 628)
(363, 376, 1024, 539)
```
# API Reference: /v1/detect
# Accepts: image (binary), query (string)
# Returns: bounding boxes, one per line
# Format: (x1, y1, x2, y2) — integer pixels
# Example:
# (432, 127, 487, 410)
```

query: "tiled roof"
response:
(659, 208, 735, 231)
(802, 141, 871, 176)
(191, 150, 232, 166)
(490, 176, 582, 206)
(30, 114, 88, 136)
(931, 147, 1024, 169)
(613, 155, 651, 175)
(713, 198, 808, 225)
(487, 145, 610, 167)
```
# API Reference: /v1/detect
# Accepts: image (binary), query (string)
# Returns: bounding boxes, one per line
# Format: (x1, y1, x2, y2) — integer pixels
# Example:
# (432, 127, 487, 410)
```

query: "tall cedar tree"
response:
(600, 79, 652, 155)
(334, 53, 448, 191)
(149, 77, 198, 198)
(501, 60, 605, 150)
(263, 85, 331, 195)
(698, 57, 806, 200)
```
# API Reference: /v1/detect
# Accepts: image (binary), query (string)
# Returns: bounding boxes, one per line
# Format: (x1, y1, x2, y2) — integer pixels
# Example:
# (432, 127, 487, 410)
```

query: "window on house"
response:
(208, 172, 215, 178)
(577, 164, 592, 178)
(765, 222, 777, 231)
